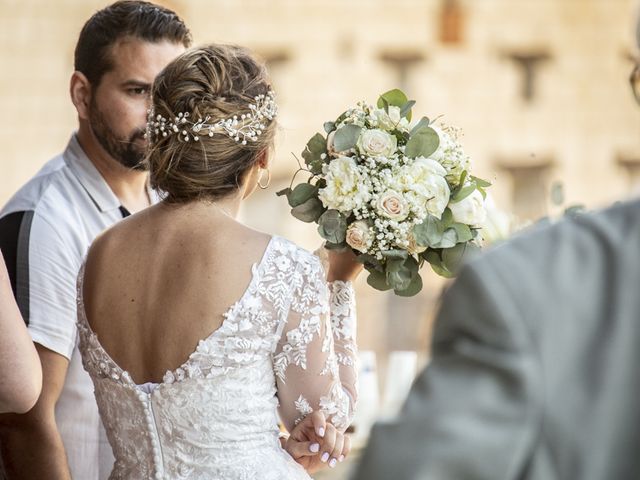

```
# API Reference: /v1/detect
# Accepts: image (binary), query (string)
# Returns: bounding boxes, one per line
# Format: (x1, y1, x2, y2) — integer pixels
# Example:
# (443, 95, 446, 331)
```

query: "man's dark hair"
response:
(74, 0, 192, 86)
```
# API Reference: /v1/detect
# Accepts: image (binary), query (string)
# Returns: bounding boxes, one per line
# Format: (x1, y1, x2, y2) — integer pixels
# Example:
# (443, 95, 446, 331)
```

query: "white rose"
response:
(345, 221, 372, 253)
(398, 157, 450, 219)
(318, 156, 369, 213)
(357, 129, 397, 157)
(377, 191, 409, 221)
(407, 230, 427, 255)
(372, 106, 401, 131)
(449, 189, 487, 226)
(429, 126, 470, 185)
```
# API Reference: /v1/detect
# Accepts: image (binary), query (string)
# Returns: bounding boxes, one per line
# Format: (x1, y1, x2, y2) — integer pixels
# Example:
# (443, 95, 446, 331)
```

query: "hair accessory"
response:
(146, 90, 277, 145)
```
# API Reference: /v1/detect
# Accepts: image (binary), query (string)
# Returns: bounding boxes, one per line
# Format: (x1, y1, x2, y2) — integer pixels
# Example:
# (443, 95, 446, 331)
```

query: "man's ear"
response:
(70, 71, 92, 120)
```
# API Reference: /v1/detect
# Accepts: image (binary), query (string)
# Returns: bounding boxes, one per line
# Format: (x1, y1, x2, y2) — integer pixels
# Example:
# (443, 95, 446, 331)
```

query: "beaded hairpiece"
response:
(146, 90, 277, 145)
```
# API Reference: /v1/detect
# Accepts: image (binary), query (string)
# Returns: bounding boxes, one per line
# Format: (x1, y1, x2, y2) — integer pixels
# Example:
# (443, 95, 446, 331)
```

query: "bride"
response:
(76, 44, 360, 479)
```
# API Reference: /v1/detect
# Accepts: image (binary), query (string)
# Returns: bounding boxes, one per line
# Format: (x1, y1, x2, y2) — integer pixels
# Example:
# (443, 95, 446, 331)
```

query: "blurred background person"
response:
(0, 252, 41, 415)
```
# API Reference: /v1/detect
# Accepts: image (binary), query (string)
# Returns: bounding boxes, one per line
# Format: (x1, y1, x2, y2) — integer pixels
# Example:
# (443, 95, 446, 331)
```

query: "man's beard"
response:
(89, 101, 148, 171)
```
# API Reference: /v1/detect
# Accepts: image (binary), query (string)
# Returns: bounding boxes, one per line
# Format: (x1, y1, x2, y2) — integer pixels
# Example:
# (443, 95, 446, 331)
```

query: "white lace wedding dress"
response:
(76, 236, 358, 479)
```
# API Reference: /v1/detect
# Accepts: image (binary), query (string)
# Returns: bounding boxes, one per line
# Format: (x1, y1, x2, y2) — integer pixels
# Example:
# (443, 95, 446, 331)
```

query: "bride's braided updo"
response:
(145, 44, 277, 203)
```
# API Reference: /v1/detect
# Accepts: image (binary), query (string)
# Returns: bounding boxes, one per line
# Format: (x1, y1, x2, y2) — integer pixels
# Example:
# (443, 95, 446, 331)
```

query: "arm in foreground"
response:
(352, 262, 542, 480)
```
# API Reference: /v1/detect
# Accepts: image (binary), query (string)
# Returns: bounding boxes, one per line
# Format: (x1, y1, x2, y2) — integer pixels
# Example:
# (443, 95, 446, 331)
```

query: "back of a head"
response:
(146, 44, 277, 203)
(75, 0, 192, 86)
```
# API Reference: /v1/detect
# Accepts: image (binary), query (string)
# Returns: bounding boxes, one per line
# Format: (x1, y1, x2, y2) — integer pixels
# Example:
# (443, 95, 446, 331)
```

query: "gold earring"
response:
(258, 168, 271, 189)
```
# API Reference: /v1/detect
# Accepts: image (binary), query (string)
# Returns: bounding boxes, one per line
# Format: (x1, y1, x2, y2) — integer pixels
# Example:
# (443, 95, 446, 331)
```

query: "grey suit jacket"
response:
(353, 199, 640, 480)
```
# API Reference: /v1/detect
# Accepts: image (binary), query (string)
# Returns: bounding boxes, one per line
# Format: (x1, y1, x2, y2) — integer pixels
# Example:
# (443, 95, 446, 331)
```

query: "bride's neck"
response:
(161, 196, 242, 220)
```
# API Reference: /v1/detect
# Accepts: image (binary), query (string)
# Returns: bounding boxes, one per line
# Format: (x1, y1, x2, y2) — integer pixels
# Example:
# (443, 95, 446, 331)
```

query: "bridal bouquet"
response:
(278, 89, 490, 296)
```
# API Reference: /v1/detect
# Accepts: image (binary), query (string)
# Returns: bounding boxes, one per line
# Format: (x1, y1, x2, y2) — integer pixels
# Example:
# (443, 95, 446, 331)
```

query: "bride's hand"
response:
(326, 247, 363, 283)
(283, 411, 352, 473)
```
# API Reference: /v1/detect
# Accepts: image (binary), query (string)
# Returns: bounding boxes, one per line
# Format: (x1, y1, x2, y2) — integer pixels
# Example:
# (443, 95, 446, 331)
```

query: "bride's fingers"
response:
(308, 410, 327, 438)
(328, 432, 344, 468)
(339, 433, 351, 462)
(285, 439, 321, 459)
(319, 423, 337, 464)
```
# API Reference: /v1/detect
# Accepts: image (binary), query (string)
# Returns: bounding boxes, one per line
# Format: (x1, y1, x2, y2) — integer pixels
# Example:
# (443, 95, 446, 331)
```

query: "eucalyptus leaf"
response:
(410, 116, 430, 136)
(323, 121, 336, 134)
(387, 266, 413, 291)
(377, 89, 409, 109)
(301, 132, 327, 174)
(413, 215, 444, 248)
(276, 187, 291, 197)
(433, 228, 458, 248)
(442, 242, 480, 274)
(288, 183, 318, 207)
(381, 249, 409, 260)
(317, 209, 347, 244)
(367, 270, 393, 291)
(441, 208, 453, 229)
(395, 273, 423, 297)
(424, 251, 455, 278)
(470, 175, 492, 188)
(291, 197, 324, 223)
(405, 127, 440, 159)
(333, 125, 362, 152)
(399, 100, 416, 121)
(357, 254, 384, 272)
(385, 258, 405, 273)
(451, 183, 476, 203)
(450, 223, 473, 243)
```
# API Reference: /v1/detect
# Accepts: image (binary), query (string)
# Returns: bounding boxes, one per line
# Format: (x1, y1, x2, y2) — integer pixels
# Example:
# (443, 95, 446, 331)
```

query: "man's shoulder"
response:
(0, 154, 72, 217)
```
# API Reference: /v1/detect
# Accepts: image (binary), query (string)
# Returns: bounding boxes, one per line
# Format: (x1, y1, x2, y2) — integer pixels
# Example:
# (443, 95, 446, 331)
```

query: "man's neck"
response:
(76, 126, 151, 214)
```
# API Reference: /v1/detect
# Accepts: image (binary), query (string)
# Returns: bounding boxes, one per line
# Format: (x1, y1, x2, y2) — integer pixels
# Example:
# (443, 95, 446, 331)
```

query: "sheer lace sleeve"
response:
(272, 253, 358, 432)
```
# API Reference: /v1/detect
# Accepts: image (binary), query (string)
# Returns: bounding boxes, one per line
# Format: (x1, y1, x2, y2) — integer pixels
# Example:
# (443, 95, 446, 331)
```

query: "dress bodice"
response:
(77, 236, 358, 479)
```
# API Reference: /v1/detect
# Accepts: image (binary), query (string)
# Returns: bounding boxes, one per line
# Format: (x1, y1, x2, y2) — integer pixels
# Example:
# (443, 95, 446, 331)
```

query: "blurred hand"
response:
(284, 411, 352, 473)
(326, 247, 363, 283)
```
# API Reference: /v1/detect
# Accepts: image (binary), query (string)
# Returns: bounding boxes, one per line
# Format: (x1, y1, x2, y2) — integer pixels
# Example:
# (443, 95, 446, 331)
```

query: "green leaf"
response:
(470, 175, 492, 188)
(323, 121, 336, 134)
(317, 209, 348, 244)
(356, 254, 384, 273)
(333, 124, 362, 152)
(291, 197, 325, 223)
(387, 266, 413, 291)
(288, 183, 318, 207)
(451, 183, 476, 203)
(399, 100, 416, 121)
(276, 187, 291, 197)
(377, 89, 409, 109)
(441, 242, 480, 274)
(441, 208, 453, 229)
(450, 223, 473, 243)
(413, 215, 444, 248)
(380, 97, 390, 112)
(424, 250, 455, 278)
(381, 249, 409, 260)
(301, 133, 327, 174)
(433, 228, 457, 248)
(385, 258, 405, 273)
(457, 170, 468, 188)
(410, 116, 430, 136)
(367, 269, 393, 291)
(405, 127, 440, 159)
(395, 273, 423, 297)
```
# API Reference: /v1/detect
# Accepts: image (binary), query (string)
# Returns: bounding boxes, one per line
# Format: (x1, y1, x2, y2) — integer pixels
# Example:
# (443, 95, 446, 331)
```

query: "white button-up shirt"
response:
(0, 134, 159, 479)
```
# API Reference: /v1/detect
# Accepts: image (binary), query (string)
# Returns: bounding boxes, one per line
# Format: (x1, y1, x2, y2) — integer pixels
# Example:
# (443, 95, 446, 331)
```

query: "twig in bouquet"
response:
(288, 153, 315, 190)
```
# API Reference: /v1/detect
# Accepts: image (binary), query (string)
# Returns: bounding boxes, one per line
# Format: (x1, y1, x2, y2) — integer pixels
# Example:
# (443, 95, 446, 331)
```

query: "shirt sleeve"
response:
(272, 254, 358, 433)
(26, 213, 81, 360)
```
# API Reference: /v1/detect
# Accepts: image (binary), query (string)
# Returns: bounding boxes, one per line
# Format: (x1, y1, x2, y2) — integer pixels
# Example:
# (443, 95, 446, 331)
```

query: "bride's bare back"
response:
(82, 201, 271, 384)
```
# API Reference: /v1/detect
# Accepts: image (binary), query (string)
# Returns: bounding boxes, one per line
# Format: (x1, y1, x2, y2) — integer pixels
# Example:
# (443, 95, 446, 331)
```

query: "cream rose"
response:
(345, 220, 372, 253)
(449, 189, 487, 226)
(357, 129, 397, 157)
(372, 106, 402, 130)
(377, 191, 409, 220)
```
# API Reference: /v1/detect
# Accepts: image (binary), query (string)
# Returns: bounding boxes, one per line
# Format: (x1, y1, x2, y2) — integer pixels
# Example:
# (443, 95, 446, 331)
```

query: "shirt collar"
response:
(64, 134, 159, 212)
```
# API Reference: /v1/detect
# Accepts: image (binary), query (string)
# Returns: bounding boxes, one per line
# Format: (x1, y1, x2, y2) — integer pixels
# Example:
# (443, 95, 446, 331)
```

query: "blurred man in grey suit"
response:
(353, 17, 640, 480)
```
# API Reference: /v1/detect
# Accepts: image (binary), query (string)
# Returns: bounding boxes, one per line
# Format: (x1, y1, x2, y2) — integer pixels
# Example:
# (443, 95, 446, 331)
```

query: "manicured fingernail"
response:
(321, 452, 330, 463)
(317, 427, 325, 437)
(329, 458, 337, 468)
(309, 443, 320, 453)
(338, 455, 345, 462)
